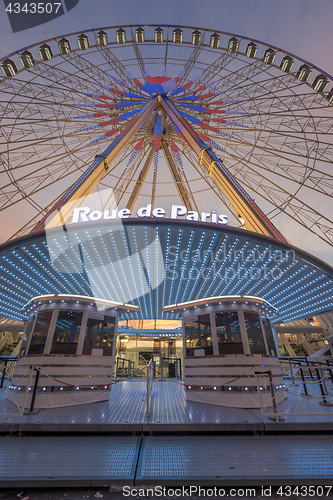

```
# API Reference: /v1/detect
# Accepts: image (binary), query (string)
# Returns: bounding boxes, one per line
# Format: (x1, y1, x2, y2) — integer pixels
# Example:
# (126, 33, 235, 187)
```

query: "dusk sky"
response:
(0, 0, 333, 265)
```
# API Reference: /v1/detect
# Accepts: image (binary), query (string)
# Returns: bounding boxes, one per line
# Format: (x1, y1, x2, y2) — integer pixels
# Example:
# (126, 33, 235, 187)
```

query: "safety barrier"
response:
(114, 357, 135, 380)
(255, 359, 333, 422)
(146, 359, 154, 418)
(0, 356, 18, 388)
(0, 365, 34, 422)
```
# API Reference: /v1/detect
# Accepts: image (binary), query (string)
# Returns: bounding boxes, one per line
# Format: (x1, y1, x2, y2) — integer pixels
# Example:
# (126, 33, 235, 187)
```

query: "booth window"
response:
(83, 316, 115, 356)
(50, 311, 83, 354)
(215, 311, 243, 354)
(28, 311, 53, 355)
(185, 314, 213, 356)
(244, 311, 266, 354)
(22, 318, 34, 354)
(262, 318, 276, 356)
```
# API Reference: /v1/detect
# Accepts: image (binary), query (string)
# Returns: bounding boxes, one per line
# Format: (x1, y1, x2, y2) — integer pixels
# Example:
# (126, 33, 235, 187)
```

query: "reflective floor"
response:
(0, 379, 332, 487)
(1, 378, 332, 432)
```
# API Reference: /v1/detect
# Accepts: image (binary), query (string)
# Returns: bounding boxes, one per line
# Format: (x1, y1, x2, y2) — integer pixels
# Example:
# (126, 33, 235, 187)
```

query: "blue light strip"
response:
(226, 243, 260, 294)
(119, 228, 140, 320)
(168, 230, 183, 309)
(188, 233, 217, 302)
(144, 227, 154, 319)
(209, 238, 239, 297)
(201, 235, 229, 298)
(72, 233, 108, 300)
(131, 227, 149, 319)
(218, 241, 251, 295)
(162, 228, 171, 320)
(173, 230, 195, 304)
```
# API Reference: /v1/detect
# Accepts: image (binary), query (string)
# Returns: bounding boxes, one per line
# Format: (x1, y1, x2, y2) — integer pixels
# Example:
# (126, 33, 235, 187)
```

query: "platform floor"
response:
(0, 378, 332, 433)
(0, 434, 333, 487)
(0, 379, 333, 487)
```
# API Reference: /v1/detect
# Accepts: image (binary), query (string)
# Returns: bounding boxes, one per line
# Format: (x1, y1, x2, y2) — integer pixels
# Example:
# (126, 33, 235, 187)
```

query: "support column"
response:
(238, 309, 250, 355)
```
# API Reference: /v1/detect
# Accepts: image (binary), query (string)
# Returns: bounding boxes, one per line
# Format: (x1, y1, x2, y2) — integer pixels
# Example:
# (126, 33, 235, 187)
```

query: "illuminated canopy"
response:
(1, 219, 332, 324)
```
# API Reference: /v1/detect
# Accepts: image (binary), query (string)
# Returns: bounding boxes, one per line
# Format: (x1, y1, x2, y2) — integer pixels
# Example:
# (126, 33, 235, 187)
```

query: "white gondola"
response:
(8, 294, 138, 409)
(164, 295, 287, 408)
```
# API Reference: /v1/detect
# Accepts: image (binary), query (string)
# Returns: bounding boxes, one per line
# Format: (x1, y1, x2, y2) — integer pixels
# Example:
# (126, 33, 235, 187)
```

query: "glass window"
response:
(28, 311, 53, 355)
(21, 319, 34, 354)
(83, 315, 115, 356)
(215, 311, 243, 354)
(262, 318, 276, 357)
(50, 310, 83, 355)
(185, 314, 213, 356)
(244, 312, 266, 355)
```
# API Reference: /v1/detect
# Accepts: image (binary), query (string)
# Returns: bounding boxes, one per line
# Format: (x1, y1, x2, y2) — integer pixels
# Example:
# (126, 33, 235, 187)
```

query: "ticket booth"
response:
(163, 295, 286, 408)
(8, 294, 138, 409)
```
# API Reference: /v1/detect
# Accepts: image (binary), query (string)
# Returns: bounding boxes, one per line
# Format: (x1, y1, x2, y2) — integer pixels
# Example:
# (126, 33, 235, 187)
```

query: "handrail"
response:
(255, 365, 333, 422)
(146, 359, 153, 418)
(0, 356, 18, 388)
(114, 357, 135, 380)
(0, 365, 34, 422)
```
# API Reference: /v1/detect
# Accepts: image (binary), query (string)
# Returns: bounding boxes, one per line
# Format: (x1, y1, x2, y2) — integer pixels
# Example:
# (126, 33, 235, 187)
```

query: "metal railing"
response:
(146, 359, 153, 418)
(114, 357, 135, 380)
(279, 356, 333, 388)
(0, 356, 18, 388)
(0, 365, 35, 422)
(255, 359, 333, 422)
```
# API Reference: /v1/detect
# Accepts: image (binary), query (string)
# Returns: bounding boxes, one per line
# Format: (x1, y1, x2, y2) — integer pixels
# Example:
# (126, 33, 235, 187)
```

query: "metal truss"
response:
(0, 24, 332, 253)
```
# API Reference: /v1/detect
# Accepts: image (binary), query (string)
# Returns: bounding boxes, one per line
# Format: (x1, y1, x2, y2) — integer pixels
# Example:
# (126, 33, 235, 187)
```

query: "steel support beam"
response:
(34, 97, 158, 230)
(160, 96, 285, 241)
(126, 148, 154, 211)
(161, 138, 194, 211)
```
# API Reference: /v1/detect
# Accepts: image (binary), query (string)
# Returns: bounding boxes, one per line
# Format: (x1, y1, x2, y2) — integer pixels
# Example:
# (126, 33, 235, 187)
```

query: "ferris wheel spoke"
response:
(178, 141, 238, 219)
(177, 34, 207, 87)
(0, 24, 332, 251)
(96, 44, 140, 90)
(183, 51, 238, 94)
(235, 168, 333, 244)
(223, 136, 333, 197)
(130, 28, 146, 80)
(161, 137, 194, 211)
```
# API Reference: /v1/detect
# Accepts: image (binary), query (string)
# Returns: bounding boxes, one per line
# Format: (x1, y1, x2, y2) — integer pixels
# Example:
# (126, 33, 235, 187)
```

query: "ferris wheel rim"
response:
(1, 23, 333, 254)
(1, 23, 333, 84)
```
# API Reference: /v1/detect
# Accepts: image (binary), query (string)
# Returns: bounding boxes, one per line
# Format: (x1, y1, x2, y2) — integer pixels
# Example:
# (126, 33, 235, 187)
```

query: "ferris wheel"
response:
(1, 24, 333, 253)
